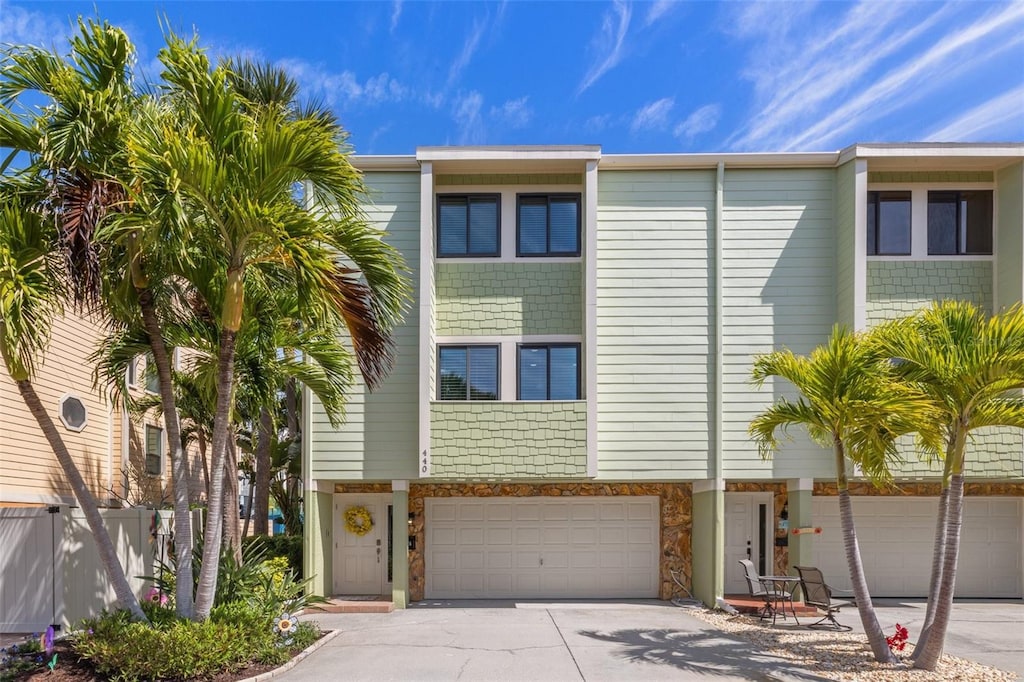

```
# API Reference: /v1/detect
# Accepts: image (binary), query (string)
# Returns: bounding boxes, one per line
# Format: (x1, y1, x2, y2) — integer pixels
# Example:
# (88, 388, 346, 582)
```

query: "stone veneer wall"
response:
(406, 482, 692, 602)
(435, 262, 582, 336)
(429, 402, 587, 478)
(726, 482, 789, 577)
(813, 481, 1024, 497)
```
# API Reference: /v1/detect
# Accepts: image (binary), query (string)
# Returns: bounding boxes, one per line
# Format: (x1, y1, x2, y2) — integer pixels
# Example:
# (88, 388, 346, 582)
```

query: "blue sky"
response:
(2, 1, 1022, 155)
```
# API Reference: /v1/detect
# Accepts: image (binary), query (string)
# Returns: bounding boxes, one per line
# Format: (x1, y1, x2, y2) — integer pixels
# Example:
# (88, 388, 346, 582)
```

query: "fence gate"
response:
(0, 507, 62, 633)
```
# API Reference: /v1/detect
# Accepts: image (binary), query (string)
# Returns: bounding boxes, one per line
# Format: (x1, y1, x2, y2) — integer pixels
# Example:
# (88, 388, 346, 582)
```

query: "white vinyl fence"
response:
(0, 506, 183, 633)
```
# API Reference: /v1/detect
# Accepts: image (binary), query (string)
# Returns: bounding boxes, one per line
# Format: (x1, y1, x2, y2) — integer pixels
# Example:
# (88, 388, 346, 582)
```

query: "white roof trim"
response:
(600, 152, 840, 170)
(416, 145, 601, 162)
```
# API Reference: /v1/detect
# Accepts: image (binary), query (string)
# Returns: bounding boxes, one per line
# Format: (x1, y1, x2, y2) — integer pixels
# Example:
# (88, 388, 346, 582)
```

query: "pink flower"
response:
(145, 587, 169, 607)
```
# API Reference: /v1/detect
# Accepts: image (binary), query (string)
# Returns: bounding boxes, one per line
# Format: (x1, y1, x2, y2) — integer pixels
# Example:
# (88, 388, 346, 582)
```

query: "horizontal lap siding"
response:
(311, 172, 420, 480)
(722, 169, 836, 479)
(596, 170, 713, 479)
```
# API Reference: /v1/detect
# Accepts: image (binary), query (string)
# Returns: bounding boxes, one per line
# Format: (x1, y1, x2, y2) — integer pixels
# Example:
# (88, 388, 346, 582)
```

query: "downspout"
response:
(713, 161, 725, 598)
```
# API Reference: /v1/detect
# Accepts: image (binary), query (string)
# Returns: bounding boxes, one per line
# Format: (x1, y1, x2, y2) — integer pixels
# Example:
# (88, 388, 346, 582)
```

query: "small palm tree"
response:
(749, 326, 939, 663)
(0, 196, 147, 622)
(875, 301, 1024, 671)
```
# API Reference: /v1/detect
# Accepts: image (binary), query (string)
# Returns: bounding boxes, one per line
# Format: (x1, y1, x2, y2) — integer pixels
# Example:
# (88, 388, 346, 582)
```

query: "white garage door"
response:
(425, 497, 659, 599)
(812, 497, 1023, 598)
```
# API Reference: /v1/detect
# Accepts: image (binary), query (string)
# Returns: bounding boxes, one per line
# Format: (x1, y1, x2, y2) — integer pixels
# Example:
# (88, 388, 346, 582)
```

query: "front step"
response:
(313, 596, 394, 614)
(724, 594, 820, 617)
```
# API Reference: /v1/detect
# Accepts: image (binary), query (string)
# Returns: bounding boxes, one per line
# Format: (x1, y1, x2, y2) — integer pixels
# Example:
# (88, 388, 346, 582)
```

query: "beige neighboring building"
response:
(0, 312, 196, 509)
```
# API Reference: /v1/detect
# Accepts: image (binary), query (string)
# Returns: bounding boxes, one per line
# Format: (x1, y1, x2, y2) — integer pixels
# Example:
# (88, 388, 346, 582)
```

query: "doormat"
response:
(332, 595, 386, 601)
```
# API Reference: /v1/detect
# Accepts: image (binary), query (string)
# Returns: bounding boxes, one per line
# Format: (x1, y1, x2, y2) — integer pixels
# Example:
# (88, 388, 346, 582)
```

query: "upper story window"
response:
(438, 345, 499, 400)
(144, 353, 160, 394)
(927, 191, 993, 255)
(126, 356, 139, 388)
(58, 394, 88, 432)
(867, 191, 911, 255)
(437, 195, 500, 257)
(145, 424, 164, 476)
(517, 195, 580, 257)
(517, 343, 580, 400)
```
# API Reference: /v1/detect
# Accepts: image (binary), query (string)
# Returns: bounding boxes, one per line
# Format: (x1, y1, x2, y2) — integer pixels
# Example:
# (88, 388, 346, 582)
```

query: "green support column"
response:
(786, 479, 814, 575)
(692, 479, 724, 607)
(304, 489, 334, 598)
(391, 483, 410, 609)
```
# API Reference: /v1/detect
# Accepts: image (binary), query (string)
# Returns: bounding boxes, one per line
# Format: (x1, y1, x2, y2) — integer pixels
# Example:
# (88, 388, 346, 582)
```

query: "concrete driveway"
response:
(276, 599, 1023, 681)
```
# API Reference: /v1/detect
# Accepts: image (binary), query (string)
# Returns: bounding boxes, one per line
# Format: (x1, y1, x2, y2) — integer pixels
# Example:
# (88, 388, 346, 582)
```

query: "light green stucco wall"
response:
(430, 401, 587, 477)
(435, 262, 582, 336)
(310, 171, 420, 480)
(865, 260, 993, 326)
(835, 161, 856, 329)
(867, 171, 994, 183)
(691, 487, 724, 605)
(304, 490, 333, 597)
(996, 162, 1023, 311)
(436, 173, 582, 186)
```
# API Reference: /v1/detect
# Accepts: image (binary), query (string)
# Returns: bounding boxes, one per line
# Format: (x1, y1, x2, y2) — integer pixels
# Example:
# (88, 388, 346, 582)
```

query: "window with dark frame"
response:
(438, 345, 499, 400)
(436, 195, 500, 257)
(517, 343, 580, 400)
(144, 353, 160, 394)
(145, 424, 164, 476)
(927, 190, 993, 255)
(517, 195, 581, 257)
(127, 357, 138, 387)
(867, 191, 912, 255)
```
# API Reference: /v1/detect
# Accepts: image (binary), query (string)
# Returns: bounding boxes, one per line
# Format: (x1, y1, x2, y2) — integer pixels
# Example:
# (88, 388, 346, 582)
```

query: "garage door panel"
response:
(812, 497, 1022, 598)
(426, 497, 659, 599)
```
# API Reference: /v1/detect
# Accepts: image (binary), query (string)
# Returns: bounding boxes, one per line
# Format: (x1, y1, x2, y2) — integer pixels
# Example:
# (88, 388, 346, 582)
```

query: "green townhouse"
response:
(303, 143, 1024, 608)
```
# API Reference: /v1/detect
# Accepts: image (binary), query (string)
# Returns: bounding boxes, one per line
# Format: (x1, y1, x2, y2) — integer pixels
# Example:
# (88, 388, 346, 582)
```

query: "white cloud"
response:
(277, 59, 406, 108)
(448, 18, 486, 86)
(925, 85, 1024, 141)
(0, 4, 67, 48)
(390, 0, 403, 33)
(490, 96, 532, 128)
(452, 91, 485, 144)
(630, 97, 675, 133)
(584, 114, 612, 133)
(644, 0, 675, 28)
(674, 104, 721, 139)
(363, 72, 407, 103)
(578, 0, 631, 94)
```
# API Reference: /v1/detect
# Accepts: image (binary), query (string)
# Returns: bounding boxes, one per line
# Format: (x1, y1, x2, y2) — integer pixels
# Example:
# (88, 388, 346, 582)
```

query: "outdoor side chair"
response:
(738, 559, 793, 624)
(794, 565, 853, 631)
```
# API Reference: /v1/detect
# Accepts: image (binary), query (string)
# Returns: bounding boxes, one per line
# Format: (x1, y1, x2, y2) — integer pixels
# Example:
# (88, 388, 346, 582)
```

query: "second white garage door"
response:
(425, 497, 659, 599)
(812, 497, 1023, 598)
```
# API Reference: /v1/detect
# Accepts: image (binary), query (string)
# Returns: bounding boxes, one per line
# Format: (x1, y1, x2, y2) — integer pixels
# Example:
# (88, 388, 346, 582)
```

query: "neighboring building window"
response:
(517, 195, 581, 256)
(437, 195, 500, 257)
(58, 394, 88, 432)
(144, 353, 160, 394)
(438, 345, 499, 400)
(517, 344, 580, 400)
(145, 424, 164, 476)
(126, 356, 138, 387)
(927, 190, 993, 255)
(867, 191, 911, 255)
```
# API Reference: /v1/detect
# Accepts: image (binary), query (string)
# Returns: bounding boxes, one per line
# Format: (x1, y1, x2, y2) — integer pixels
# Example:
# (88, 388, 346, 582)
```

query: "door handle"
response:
(747, 540, 752, 559)
(376, 538, 382, 564)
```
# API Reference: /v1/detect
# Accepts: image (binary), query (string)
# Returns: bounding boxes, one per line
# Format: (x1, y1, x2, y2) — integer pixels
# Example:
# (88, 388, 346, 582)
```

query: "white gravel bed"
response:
(688, 608, 1017, 681)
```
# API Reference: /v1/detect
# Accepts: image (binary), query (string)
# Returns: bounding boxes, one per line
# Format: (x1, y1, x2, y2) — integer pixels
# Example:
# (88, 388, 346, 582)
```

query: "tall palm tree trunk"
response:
(222, 435, 241, 562)
(911, 482, 950, 660)
(138, 289, 194, 619)
(193, 327, 239, 619)
(198, 430, 210, 497)
(835, 441, 894, 663)
(17, 379, 147, 622)
(914, 472, 965, 671)
(253, 406, 273, 536)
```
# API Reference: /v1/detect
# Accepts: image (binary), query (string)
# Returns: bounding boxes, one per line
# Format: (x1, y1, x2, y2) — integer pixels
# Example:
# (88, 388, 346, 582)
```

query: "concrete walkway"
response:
(276, 599, 1023, 682)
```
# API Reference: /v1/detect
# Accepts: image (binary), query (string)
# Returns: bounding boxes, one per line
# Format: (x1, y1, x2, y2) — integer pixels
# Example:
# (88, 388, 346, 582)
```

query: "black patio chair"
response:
(794, 565, 853, 631)
(738, 559, 793, 624)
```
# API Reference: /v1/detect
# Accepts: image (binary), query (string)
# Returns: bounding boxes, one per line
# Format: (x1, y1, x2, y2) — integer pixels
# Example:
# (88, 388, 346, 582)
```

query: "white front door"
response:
(724, 493, 774, 594)
(333, 494, 390, 595)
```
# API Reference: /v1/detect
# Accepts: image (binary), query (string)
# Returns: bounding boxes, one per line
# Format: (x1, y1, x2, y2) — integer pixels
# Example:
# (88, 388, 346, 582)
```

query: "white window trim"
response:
(126, 356, 140, 389)
(57, 393, 89, 432)
(434, 334, 583, 401)
(144, 423, 165, 477)
(434, 184, 584, 264)
(866, 182, 996, 261)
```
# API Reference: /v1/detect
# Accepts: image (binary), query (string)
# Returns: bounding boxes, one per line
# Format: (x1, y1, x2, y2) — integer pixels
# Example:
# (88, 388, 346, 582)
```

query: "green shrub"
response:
(243, 534, 303, 578)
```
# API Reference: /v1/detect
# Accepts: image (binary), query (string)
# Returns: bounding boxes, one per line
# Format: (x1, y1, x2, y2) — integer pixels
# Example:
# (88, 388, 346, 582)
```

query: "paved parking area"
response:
(275, 599, 1023, 681)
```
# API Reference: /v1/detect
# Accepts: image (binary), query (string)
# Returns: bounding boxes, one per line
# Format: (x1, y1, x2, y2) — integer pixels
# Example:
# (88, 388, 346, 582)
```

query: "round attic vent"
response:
(59, 394, 88, 432)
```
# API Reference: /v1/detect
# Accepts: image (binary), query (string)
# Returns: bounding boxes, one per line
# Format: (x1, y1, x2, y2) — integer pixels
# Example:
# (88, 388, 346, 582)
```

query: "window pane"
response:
(867, 193, 877, 255)
(549, 199, 578, 254)
(438, 200, 468, 255)
(144, 354, 160, 393)
(962, 191, 992, 255)
(468, 199, 498, 254)
(468, 346, 498, 400)
(145, 425, 162, 475)
(928, 192, 957, 255)
(439, 347, 468, 399)
(518, 200, 547, 254)
(877, 192, 911, 255)
(518, 347, 548, 400)
(548, 346, 579, 399)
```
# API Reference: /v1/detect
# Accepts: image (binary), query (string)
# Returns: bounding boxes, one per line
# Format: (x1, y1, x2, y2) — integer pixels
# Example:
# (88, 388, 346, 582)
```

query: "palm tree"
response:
(874, 301, 1024, 671)
(0, 196, 148, 622)
(749, 326, 940, 663)
(1, 21, 200, 619)
(134, 38, 408, 618)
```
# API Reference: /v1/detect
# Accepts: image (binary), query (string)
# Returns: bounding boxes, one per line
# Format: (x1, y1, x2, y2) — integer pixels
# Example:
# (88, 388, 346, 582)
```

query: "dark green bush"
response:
(244, 534, 303, 578)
